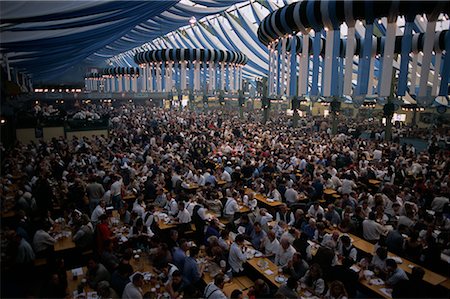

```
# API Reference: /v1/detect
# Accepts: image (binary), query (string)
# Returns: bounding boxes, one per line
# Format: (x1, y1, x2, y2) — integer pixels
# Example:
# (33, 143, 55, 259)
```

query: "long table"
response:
(247, 257, 287, 288)
(244, 188, 283, 207)
(351, 237, 447, 286)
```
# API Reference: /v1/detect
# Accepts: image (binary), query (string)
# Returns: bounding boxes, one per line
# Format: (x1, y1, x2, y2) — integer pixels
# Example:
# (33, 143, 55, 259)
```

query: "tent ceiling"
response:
(0, 0, 248, 80)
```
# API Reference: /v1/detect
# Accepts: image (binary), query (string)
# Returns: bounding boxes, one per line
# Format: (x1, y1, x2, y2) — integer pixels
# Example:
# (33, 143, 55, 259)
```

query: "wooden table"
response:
(324, 188, 337, 195)
(66, 266, 92, 298)
(352, 238, 447, 286)
(368, 179, 381, 185)
(217, 180, 227, 186)
(244, 188, 283, 207)
(440, 278, 450, 290)
(54, 233, 76, 252)
(247, 257, 287, 288)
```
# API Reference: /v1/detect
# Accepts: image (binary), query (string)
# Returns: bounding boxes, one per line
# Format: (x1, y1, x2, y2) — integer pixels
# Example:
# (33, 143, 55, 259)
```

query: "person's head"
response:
(171, 270, 183, 285)
(97, 281, 112, 297)
(328, 204, 335, 212)
(87, 257, 98, 270)
(230, 289, 243, 299)
(267, 230, 276, 241)
(117, 263, 133, 277)
(177, 201, 185, 210)
(235, 234, 245, 245)
(309, 263, 322, 279)
(308, 218, 316, 228)
(190, 246, 200, 258)
(132, 273, 144, 287)
(280, 204, 288, 213)
(340, 235, 351, 247)
(411, 267, 425, 281)
(292, 252, 302, 263)
(254, 279, 267, 293)
(104, 239, 114, 251)
(280, 237, 290, 250)
(214, 273, 226, 289)
(385, 258, 398, 271)
(240, 214, 250, 224)
(295, 209, 304, 219)
(343, 212, 351, 221)
(376, 247, 388, 260)
(368, 211, 376, 221)
(170, 229, 178, 240)
(286, 277, 298, 290)
(254, 222, 262, 233)
(329, 280, 347, 297)
(99, 213, 108, 223)
(49, 273, 61, 285)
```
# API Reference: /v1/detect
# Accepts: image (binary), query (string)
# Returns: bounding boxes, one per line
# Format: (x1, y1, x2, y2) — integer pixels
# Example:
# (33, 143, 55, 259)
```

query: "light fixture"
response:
(0, 119, 6, 124)
(189, 16, 197, 25)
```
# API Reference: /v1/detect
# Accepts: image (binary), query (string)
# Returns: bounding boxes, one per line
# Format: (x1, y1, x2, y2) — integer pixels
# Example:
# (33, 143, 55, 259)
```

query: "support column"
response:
(181, 61, 187, 91)
(220, 63, 225, 90)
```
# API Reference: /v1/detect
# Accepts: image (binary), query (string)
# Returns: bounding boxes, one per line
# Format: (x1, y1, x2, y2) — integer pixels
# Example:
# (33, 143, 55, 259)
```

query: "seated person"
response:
(300, 263, 325, 296)
(261, 230, 280, 261)
(275, 277, 299, 299)
(385, 258, 409, 287)
(250, 222, 267, 251)
(86, 257, 111, 289)
(392, 267, 428, 298)
(165, 270, 186, 299)
(283, 252, 309, 279)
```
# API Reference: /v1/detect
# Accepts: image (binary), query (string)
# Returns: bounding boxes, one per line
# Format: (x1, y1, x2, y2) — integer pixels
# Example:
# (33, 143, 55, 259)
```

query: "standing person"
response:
(86, 175, 105, 213)
(182, 246, 204, 295)
(228, 234, 247, 276)
(110, 175, 123, 210)
(192, 198, 208, 244)
(223, 192, 240, 223)
(203, 274, 227, 299)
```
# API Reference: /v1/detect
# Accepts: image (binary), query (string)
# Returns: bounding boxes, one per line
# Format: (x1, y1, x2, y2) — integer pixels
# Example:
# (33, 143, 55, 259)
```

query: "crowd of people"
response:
(1, 102, 449, 298)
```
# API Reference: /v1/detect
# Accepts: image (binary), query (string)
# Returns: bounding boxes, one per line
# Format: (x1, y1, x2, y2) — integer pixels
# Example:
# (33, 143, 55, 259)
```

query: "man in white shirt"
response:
(122, 273, 144, 299)
(223, 192, 240, 222)
(362, 212, 388, 242)
(220, 168, 232, 183)
(262, 230, 280, 261)
(257, 208, 274, 227)
(176, 202, 191, 224)
(228, 234, 247, 275)
(267, 185, 282, 201)
(91, 200, 106, 224)
(275, 238, 296, 268)
(33, 224, 56, 256)
(307, 202, 324, 219)
(166, 196, 179, 216)
(132, 198, 146, 218)
(284, 184, 299, 205)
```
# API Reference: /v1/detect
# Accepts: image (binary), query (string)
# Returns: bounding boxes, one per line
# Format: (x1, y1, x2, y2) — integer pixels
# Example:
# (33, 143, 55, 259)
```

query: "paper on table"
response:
(350, 265, 361, 272)
(380, 288, 393, 298)
(369, 278, 385, 285)
(264, 269, 274, 275)
(71, 267, 83, 276)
